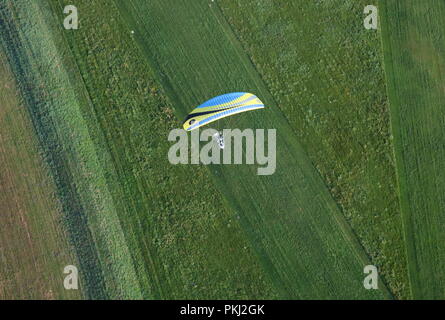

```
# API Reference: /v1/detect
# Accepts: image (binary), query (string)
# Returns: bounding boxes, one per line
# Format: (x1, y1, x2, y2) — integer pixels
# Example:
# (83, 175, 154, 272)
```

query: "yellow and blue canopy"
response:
(183, 92, 264, 131)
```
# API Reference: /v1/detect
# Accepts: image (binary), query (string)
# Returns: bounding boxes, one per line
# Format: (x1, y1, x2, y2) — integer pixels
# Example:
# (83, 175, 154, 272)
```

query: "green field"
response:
(0, 0, 444, 300)
(218, 0, 408, 298)
(380, 0, 445, 299)
(49, 0, 282, 299)
(1, 0, 280, 299)
(112, 0, 390, 299)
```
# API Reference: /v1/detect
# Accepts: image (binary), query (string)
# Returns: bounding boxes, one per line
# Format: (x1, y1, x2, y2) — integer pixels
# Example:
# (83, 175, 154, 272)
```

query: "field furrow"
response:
(0, 0, 142, 298)
(0, 47, 80, 299)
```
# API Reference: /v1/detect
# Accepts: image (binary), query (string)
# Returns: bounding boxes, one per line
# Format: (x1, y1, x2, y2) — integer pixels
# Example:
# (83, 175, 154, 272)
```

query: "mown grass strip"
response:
(380, 0, 445, 299)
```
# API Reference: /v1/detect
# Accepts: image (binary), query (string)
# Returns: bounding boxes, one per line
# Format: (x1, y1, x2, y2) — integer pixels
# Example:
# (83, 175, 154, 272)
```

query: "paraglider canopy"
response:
(182, 92, 265, 131)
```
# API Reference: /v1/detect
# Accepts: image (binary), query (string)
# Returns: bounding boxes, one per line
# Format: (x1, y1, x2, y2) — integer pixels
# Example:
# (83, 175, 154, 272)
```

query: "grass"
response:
(380, 0, 445, 299)
(46, 0, 279, 299)
(218, 0, 409, 298)
(0, 48, 80, 299)
(3, 0, 440, 300)
(113, 0, 391, 299)
(1, 0, 280, 299)
(216, 0, 408, 299)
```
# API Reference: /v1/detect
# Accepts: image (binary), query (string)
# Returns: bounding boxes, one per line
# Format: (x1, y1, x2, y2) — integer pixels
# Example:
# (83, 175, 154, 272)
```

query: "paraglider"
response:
(213, 131, 225, 149)
(182, 92, 265, 149)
